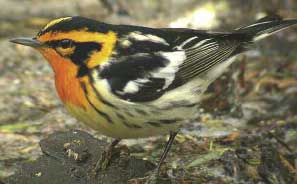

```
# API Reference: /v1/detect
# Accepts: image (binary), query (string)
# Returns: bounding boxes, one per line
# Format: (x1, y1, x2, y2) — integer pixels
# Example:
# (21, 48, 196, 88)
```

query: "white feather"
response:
(118, 79, 150, 95)
(122, 81, 139, 94)
(175, 36, 199, 50)
(151, 51, 186, 89)
(120, 39, 132, 47)
(129, 32, 169, 45)
(191, 38, 214, 49)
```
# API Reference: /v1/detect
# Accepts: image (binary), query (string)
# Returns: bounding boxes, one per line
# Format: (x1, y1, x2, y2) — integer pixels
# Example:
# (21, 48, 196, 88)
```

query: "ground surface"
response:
(1, 0, 297, 183)
(4, 130, 160, 184)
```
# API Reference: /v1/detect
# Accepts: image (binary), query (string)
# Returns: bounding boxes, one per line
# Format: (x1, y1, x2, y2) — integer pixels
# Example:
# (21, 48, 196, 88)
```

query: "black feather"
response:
(236, 15, 297, 40)
(99, 53, 170, 102)
(38, 17, 111, 35)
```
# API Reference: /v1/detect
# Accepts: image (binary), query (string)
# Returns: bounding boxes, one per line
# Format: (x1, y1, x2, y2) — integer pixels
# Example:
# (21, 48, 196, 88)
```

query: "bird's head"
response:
(10, 16, 117, 77)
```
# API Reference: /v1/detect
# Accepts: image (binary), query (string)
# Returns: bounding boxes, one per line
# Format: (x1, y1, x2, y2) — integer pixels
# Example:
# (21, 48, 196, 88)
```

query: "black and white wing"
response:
(173, 33, 247, 83)
(97, 15, 297, 103)
(100, 51, 186, 102)
(99, 29, 248, 102)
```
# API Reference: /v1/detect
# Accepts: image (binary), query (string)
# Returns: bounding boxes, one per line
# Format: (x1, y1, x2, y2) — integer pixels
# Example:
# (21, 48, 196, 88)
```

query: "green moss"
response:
(0, 122, 38, 133)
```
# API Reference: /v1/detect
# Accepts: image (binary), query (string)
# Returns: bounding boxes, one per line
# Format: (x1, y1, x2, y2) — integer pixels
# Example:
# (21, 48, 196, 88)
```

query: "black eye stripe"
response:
(46, 40, 101, 50)
(46, 39, 73, 48)
(45, 40, 102, 69)
(70, 42, 102, 65)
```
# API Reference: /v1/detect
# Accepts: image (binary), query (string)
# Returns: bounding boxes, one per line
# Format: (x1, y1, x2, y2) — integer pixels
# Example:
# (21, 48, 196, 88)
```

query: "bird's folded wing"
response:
(100, 32, 248, 102)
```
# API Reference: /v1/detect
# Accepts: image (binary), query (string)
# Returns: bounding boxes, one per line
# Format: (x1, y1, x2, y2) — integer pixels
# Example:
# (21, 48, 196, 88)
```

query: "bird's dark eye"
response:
(59, 39, 73, 48)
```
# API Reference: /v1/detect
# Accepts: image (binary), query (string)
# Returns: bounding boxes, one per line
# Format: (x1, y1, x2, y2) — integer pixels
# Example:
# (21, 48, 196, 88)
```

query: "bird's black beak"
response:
(10, 37, 44, 48)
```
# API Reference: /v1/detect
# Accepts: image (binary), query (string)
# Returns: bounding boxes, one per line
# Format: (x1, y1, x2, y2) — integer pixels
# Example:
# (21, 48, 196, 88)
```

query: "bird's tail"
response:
(236, 14, 297, 41)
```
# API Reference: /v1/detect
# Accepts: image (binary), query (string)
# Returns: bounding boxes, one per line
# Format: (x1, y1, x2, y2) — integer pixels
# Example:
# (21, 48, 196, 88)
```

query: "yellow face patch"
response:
(38, 30, 117, 68)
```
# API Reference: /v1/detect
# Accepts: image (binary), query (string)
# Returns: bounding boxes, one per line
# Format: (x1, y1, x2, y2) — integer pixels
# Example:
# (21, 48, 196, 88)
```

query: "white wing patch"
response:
(191, 38, 214, 49)
(128, 32, 169, 45)
(118, 51, 186, 95)
(174, 36, 199, 50)
(122, 81, 139, 94)
(119, 79, 150, 94)
(151, 51, 186, 89)
(120, 39, 132, 47)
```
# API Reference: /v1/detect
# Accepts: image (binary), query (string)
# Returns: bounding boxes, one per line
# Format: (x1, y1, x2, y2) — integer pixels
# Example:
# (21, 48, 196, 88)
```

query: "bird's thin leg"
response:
(156, 131, 178, 175)
(94, 138, 121, 172)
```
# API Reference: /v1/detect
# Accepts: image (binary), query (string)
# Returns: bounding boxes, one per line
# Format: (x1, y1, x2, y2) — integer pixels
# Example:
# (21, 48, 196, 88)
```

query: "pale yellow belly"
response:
(64, 102, 195, 139)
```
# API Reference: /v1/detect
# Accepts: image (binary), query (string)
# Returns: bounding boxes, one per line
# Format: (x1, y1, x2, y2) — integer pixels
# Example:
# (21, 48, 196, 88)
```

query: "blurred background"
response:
(1, 0, 297, 183)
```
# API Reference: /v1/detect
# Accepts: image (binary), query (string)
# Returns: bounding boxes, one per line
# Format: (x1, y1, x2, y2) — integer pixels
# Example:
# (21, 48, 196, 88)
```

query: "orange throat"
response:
(40, 49, 87, 108)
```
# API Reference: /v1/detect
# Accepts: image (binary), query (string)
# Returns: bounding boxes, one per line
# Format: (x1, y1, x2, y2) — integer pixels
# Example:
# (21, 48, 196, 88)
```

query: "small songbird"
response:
(10, 15, 297, 174)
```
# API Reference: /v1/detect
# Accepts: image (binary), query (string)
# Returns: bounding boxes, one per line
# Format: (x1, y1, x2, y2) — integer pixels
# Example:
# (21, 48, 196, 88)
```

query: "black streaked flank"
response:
(124, 110, 135, 117)
(159, 101, 197, 110)
(88, 74, 119, 109)
(147, 122, 162, 127)
(116, 113, 126, 120)
(122, 121, 142, 129)
(89, 101, 114, 124)
(80, 81, 88, 94)
(135, 109, 148, 115)
(159, 119, 181, 124)
(80, 81, 114, 124)
(116, 112, 143, 129)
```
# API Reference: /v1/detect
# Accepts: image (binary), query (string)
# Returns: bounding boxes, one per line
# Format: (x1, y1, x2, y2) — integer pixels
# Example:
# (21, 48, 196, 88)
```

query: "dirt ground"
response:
(1, 0, 297, 183)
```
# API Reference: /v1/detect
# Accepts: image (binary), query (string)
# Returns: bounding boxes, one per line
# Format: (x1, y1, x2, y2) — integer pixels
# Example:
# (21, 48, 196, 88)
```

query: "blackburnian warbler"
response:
(10, 15, 297, 175)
